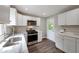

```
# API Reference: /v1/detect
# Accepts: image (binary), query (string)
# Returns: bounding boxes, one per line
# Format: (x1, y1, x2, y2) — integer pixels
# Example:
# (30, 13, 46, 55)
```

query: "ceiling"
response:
(13, 5, 79, 17)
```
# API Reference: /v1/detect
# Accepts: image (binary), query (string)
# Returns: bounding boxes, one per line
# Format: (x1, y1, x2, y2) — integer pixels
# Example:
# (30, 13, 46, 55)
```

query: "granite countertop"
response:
(58, 32, 79, 39)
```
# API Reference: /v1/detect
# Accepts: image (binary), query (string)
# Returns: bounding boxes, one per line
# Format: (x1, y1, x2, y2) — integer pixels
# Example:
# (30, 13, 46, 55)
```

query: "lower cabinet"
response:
(55, 35, 64, 51)
(38, 31, 42, 42)
(55, 34, 77, 53)
(77, 39, 79, 53)
(64, 36, 76, 53)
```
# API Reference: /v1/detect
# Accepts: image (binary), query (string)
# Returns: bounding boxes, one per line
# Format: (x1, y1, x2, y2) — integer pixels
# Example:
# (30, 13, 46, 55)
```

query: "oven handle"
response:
(28, 33, 38, 36)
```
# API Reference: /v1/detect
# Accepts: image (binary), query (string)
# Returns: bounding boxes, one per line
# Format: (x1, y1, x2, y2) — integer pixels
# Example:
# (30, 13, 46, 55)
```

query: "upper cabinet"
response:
(0, 5, 10, 24)
(22, 15, 30, 26)
(17, 13, 23, 26)
(36, 18, 40, 26)
(8, 7, 41, 26)
(22, 15, 27, 26)
(66, 9, 79, 25)
(8, 8, 17, 25)
(58, 13, 66, 25)
(58, 8, 79, 25)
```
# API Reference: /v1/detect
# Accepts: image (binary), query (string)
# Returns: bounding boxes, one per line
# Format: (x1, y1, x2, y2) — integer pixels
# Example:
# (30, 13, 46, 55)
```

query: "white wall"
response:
(14, 26, 26, 33)
(40, 18, 47, 38)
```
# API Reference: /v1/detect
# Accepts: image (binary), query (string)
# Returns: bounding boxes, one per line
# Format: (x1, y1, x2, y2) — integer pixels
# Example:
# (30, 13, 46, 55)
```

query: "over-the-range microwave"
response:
(27, 20, 37, 26)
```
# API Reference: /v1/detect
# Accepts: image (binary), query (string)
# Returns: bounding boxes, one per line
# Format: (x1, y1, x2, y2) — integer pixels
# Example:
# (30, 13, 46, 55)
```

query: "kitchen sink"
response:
(3, 42, 18, 47)
(3, 37, 22, 47)
(9, 37, 22, 42)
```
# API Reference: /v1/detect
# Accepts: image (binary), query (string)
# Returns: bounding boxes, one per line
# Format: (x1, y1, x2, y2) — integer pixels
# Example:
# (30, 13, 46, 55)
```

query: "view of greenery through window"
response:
(48, 21, 54, 31)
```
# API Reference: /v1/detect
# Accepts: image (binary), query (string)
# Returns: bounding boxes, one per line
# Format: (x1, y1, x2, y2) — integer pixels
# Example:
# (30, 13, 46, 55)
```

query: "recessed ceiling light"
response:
(43, 13, 46, 16)
(25, 8, 28, 11)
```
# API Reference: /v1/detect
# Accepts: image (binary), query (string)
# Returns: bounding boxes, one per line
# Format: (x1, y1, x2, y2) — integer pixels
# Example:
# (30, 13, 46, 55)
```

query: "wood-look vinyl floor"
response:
(28, 39, 64, 53)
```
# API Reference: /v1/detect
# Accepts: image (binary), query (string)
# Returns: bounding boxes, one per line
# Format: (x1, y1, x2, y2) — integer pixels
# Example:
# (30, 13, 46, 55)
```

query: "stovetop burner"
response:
(26, 30, 38, 34)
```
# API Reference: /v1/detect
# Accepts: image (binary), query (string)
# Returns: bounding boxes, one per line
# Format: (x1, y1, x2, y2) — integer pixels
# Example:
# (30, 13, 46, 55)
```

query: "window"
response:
(48, 21, 54, 31)
(0, 24, 5, 42)
(0, 24, 4, 35)
(0, 24, 8, 42)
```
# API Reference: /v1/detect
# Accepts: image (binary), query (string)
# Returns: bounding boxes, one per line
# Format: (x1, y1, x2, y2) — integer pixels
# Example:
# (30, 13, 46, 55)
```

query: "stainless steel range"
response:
(26, 30, 38, 45)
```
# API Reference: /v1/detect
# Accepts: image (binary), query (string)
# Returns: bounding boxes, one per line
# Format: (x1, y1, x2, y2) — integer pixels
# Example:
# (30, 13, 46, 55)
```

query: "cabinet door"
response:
(55, 35, 64, 50)
(77, 39, 79, 53)
(36, 18, 40, 26)
(0, 5, 10, 24)
(38, 31, 42, 42)
(22, 15, 27, 26)
(58, 13, 66, 25)
(28, 16, 34, 20)
(66, 9, 79, 25)
(9, 8, 17, 25)
(64, 36, 76, 53)
(76, 8, 79, 25)
(17, 13, 23, 26)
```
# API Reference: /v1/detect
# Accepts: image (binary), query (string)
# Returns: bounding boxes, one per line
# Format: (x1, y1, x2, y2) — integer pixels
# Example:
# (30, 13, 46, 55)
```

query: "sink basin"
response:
(3, 42, 18, 47)
(3, 39, 18, 47)
(9, 37, 22, 42)
(3, 37, 22, 47)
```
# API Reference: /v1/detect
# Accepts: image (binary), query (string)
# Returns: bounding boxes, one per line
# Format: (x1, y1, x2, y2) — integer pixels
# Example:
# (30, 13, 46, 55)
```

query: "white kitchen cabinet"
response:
(22, 15, 27, 26)
(58, 8, 79, 25)
(55, 35, 64, 50)
(47, 30, 55, 42)
(58, 13, 66, 25)
(76, 39, 79, 53)
(66, 9, 79, 25)
(27, 16, 36, 20)
(38, 31, 42, 42)
(36, 18, 40, 26)
(17, 13, 23, 26)
(8, 8, 17, 25)
(64, 36, 76, 53)
(0, 5, 10, 24)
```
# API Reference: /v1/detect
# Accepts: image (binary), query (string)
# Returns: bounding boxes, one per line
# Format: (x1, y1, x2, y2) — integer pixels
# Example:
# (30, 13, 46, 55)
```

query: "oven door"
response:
(28, 34, 38, 42)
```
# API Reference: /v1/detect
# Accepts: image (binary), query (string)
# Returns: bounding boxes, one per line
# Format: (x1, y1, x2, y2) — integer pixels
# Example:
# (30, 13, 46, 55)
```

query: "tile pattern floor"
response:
(28, 39, 64, 53)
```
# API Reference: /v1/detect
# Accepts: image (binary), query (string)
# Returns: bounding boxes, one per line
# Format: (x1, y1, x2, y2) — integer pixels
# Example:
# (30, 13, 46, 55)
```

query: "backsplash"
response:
(60, 26, 79, 33)
(14, 26, 40, 33)
(14, 26, 27, 33)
